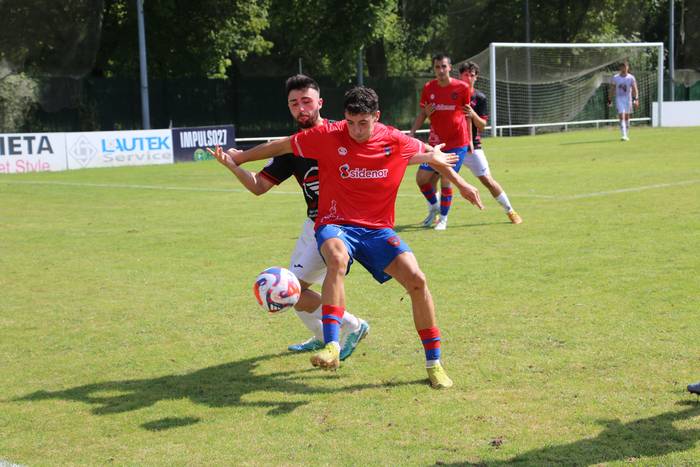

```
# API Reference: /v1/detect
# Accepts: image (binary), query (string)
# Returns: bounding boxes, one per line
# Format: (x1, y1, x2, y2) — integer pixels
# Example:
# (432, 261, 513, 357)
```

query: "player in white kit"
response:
(609, 61, 639, 141)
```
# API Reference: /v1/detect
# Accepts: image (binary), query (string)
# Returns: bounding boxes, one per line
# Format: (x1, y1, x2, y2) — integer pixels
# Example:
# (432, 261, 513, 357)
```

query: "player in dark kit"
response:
(211, 75, 369, 361)
(689, 381, 700, 395)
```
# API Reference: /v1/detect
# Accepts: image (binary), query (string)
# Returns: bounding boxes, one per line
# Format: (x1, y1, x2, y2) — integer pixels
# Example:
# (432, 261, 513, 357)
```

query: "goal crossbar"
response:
(487, 42, 665, 136)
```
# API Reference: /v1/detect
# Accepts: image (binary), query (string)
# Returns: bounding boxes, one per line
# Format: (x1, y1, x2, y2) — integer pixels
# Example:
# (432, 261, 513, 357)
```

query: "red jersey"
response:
(420, 78, 471, 150)
(290, 120, 425, 229)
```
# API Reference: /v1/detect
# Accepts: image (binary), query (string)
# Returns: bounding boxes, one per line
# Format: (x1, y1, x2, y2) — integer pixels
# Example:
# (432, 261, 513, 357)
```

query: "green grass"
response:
(1, 126, 699, 466)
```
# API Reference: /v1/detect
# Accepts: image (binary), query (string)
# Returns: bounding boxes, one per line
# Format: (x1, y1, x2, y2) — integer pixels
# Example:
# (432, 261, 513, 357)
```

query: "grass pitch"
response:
(1, 126, 699, 465)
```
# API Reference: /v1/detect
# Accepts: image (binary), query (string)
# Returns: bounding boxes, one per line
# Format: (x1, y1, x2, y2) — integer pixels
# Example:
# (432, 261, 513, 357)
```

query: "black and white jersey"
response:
(470, 90, 488, 150)
(260, 154, 319, 221)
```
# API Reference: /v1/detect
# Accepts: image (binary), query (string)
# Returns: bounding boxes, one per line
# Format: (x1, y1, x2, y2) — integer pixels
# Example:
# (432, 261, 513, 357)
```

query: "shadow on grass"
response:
(444, 401, 700, 466)
(16, 352, 424, 430)
(394, 221, 503, 233)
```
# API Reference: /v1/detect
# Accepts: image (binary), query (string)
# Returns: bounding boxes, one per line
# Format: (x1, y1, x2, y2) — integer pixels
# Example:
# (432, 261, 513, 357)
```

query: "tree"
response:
(245, 0, 394, 81)
(0, 0, 104, 77)
(93, 0, 272, 78)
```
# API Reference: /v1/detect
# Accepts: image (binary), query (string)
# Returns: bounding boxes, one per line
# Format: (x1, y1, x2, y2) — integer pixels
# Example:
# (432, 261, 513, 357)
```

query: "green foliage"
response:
(0, 0, 104, 76)
(96, 0, 272, 78)
(1, 127, 699, 464)
(383, 0, 450, 76)
(259, 0, 395, 81)
(0, 72, 38, 132)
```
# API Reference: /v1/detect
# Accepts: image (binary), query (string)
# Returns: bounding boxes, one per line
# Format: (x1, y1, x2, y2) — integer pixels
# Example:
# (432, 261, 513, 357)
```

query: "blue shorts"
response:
(419, 144, 469, 173)
(315, 224, 412, 284)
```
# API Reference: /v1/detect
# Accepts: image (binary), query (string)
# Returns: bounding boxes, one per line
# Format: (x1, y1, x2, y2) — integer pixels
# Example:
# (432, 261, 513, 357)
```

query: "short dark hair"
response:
(285, 74, 320, 95)
(432, 53, 451, 65)
(344, 86, 379, 115)
(458, 61, 479, 75)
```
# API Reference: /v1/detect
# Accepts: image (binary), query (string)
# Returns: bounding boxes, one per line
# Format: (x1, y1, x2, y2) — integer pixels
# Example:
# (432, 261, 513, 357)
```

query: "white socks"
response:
(296, 308, 323, 342)
(495, 192, 513, 213)
(620, 120, 628, 138)
(295, 305, 361, 342)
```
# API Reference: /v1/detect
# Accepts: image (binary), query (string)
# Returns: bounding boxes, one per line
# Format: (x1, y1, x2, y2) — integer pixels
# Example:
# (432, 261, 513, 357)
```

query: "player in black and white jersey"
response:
(458, 61, 522, 224)
(211, 75, 369, 360)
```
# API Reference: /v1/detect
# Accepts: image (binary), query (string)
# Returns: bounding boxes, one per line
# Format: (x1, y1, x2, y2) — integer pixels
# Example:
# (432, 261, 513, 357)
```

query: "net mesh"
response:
(0, 1, 104, 132)
(457, 44, 660, 135)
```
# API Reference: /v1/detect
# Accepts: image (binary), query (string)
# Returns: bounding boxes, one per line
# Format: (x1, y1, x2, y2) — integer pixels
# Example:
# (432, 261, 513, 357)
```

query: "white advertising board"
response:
(653, 101, 700, 127)
(0, 132, 68, 174)
(65, 129, 173, 170)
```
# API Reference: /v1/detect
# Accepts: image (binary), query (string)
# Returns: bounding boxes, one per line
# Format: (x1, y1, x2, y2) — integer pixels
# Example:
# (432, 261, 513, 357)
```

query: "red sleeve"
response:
(462, 83, 471, 106)
(289, 124, 331, 160)
(397, 130, 425, 161)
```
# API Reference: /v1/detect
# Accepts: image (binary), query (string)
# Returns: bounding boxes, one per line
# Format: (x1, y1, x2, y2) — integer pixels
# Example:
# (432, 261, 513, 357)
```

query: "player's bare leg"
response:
(477, 175, 522, 224)
(385, 252, 453, 389)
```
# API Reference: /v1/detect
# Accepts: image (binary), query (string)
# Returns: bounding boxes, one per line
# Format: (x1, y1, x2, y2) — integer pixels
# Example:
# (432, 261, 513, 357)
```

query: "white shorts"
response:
(462, 149, 491, 177)
(289, 218, 326, 285)
(615, 97, 632, 114)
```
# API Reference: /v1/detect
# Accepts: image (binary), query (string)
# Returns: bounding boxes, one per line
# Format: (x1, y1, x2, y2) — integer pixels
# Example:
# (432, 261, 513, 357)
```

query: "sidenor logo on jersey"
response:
(339, 163, 389, 180)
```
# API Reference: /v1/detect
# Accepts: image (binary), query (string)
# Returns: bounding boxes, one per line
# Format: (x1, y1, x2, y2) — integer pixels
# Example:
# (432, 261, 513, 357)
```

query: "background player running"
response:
(609, 60, 639, 141)
(457, 61, 521, 224)
(410, 54, 473, 231)
(211, 86, 484, 389)
(211, 74, 368, 361)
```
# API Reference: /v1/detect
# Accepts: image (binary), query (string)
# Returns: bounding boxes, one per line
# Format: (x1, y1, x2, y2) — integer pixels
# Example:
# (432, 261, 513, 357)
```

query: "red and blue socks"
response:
(439, 187, 453, 217)
(418, 326, 441, 367)
(322, 305, 344, 344)
(419, 183, 438, 206)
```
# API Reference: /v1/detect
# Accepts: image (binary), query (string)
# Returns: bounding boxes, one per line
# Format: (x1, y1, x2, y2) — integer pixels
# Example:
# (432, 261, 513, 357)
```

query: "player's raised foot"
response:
(507, 210, 523, 224)
(287, 336, 324, 353)
(310, 342, 340, 370)
(427, 362, 453, 389)
(688, 381, 700, 395)
(340, 320, 369, 361)
(434, 216, 448, 231)
(421, 205, 440, 227)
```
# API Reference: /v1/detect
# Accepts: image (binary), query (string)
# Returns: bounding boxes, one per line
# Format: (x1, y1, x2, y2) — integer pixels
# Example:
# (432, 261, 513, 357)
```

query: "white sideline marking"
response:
(557, 179, 700, 200)
(1, 179, 698, 200)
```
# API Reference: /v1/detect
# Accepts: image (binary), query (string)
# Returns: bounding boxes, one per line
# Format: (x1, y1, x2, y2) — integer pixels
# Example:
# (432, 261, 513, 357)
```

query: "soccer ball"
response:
(253, 267, 301, 313)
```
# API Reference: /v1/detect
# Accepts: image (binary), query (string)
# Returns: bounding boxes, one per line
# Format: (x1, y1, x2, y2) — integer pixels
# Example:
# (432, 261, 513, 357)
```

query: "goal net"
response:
(457, 42, 664, 136)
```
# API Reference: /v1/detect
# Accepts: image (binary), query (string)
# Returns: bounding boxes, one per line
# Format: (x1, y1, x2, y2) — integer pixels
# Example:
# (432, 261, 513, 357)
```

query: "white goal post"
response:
(461, 42, 664, 136)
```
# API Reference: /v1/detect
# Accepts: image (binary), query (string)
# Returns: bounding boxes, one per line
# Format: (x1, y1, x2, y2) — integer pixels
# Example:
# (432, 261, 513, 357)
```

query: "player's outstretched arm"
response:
(207, 137, 293, 166)
(409, 143, 458, 167)
(413, 144, 484, 209)
(435, 166, 484, 210)
(207, 146, 274, 196)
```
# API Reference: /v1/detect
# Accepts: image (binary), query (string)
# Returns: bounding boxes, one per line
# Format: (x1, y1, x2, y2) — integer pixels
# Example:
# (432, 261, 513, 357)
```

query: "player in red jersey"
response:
(410, 54, 473, 230)
(418, 62, 522, 224)
(210, 86, 483, 389)
(210, 75, 369, 360)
